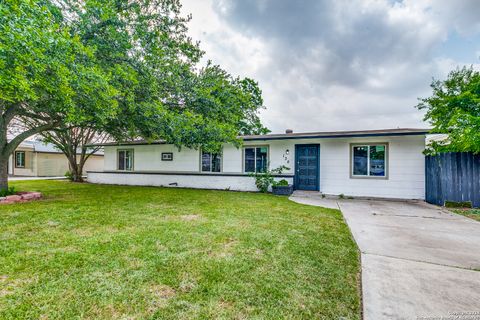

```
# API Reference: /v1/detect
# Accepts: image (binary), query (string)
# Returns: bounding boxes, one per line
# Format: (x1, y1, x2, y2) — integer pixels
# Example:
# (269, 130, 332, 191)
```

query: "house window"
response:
(244, 146, 268, 173)
(15, 151, 25, 168)
(201, 151, 221, 172)
(118, 149, 134, 171)
(351, 144, 387, 178)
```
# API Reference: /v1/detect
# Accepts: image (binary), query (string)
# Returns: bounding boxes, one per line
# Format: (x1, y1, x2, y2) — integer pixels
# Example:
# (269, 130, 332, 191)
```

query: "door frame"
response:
(294, 144, 320, 191)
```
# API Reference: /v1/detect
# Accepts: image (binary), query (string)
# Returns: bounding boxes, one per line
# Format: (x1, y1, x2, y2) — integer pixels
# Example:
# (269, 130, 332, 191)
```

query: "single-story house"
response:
(87, 128, 429, 199)
(9, 139, 104, 177)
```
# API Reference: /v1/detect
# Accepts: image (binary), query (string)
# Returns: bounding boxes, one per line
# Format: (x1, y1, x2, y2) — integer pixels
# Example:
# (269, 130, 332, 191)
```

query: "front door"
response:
(295, 144, 320, 191)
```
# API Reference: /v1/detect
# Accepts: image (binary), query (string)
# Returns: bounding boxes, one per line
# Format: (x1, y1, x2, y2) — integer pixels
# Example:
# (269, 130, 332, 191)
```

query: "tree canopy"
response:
(59, 0, 268, 151)
(0, 0, 268, 189)
(417, 66, 480, 154)
(0, 0, 117, 188)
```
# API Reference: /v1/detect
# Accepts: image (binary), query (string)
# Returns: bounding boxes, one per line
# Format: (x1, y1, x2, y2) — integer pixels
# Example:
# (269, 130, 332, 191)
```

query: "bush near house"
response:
(0, 187, 15, 197)
(250, 165, 290, 193)
(0, 180, 360, 319)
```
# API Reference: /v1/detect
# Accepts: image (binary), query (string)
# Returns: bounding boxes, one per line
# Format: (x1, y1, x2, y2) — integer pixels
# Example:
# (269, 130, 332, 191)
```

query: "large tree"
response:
(58, 0, 268, 148)
(30, 0, 267, 182)
(417, 67, 480, 153)
(2, 0, 268, 189)
(0, 1, 116, 189)
(40, 128, 108, 182)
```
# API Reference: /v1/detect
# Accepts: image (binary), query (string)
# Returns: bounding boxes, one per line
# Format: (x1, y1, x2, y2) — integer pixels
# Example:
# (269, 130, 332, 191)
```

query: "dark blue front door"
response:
(295, 144, 320, 191)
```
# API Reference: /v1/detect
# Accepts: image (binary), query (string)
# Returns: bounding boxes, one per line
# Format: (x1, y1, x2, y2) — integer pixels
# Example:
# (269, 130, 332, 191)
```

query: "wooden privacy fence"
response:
(425, 152, 480, 208)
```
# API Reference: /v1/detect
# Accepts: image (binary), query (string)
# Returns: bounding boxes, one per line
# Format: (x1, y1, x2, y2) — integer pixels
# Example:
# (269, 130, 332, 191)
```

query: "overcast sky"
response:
(181, 0, 480, 133)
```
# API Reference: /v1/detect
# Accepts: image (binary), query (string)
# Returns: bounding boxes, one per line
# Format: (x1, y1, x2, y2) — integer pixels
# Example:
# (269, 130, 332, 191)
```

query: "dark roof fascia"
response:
(242, 131, 430, 141)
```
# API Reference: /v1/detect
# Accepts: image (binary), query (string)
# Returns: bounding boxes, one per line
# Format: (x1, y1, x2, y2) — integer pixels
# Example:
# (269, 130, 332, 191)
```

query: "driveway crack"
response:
(362, 252, 480, 272)
(370, 213, 458, 220)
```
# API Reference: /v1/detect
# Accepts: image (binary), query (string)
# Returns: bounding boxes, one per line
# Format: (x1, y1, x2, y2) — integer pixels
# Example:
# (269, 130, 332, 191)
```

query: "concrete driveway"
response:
(290, 192, 480, 320)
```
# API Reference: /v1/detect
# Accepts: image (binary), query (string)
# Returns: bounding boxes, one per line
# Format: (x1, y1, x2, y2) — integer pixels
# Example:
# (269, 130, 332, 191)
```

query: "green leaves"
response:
(1, 0, 268, 159)
(0, 0, 117, 126)
(418, 67, 480, 154)
(68, 0, 268, 147)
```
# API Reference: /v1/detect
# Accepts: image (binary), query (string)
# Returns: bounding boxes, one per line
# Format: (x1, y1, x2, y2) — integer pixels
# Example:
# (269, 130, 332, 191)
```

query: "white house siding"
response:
(92, 134, 425, 199)
(222, 144, 243, 173)
(36, 153, 69, 176)
(104, 144, 200, 172)
(87, 172, 294, 191)
(36, 153, 104, 176)
(319, 135, 425, 199)
(243, 135, 425, 199)
(82, 155, 104, 173)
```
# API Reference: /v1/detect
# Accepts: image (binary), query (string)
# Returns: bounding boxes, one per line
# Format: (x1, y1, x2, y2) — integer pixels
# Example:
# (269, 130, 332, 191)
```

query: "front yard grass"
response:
(451, 208, 480, 222)
(0, 180, 360, 319)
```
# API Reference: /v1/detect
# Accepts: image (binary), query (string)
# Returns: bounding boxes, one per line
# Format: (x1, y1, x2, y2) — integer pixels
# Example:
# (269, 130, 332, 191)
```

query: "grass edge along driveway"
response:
(450, 208, 480, 222)
(0, 180, 360, 319)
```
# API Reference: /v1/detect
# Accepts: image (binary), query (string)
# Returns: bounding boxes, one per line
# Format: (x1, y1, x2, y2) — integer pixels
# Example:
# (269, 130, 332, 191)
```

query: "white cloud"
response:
(181, 0, 480, 132)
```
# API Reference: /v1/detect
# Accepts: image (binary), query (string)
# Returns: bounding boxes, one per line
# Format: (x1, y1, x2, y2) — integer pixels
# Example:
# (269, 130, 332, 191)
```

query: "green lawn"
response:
(0, 180, 360, 319)
(451, 208, 480, 222)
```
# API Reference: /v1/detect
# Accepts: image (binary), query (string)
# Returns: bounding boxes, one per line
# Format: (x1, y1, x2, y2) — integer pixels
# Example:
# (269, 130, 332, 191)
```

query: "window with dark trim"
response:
(161, 153, 173, 161)
(201, 151, 221, 172)
(15, 151, 25, 168)
(118, 149, 134, 171)
(244, 146, 268, 173)
(351, 144, 387, 177)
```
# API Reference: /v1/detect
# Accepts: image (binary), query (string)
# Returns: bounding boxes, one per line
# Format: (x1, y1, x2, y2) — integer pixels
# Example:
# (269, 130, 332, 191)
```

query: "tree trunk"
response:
(0, 155, 9, 190)
(73, 165, 83, 182)
(67, 154, 83, 182)
(77, 159, 85, 183)
(0, 122, 9, 190)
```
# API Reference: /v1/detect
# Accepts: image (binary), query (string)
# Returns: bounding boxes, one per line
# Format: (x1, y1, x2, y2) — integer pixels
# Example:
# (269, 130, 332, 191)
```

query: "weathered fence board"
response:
(426, 152, 480, 207)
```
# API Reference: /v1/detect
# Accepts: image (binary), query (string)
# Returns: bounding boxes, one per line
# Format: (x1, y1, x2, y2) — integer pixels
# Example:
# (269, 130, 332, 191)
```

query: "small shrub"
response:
(65, 171, 74, 182)
(250, 165, 290, 193)
(339, 193, 345, 199)
(251, 173, 273, 193)
(0, 186, 16, 197)
(445, 201, 472, 208)
(321, 194, 326, 198)
(272, 179, 289, 187)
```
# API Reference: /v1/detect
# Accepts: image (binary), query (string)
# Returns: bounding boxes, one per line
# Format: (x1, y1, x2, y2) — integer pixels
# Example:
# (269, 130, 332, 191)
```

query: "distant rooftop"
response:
(89, 128, 431, 146)
(16, 139, 104, 155)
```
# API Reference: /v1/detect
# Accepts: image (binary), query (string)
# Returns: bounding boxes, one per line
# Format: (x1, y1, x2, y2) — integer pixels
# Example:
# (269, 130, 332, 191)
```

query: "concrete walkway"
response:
(290, 191, 480, 320)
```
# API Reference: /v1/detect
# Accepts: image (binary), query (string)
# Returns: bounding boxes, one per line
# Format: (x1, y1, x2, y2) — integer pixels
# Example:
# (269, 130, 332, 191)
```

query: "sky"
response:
(181, 0, 480, 134)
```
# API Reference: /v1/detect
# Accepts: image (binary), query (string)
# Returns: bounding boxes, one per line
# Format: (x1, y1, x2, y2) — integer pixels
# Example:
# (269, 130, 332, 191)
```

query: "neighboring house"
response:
(9, 140, 104, 177)
(87, 128, 428, 199)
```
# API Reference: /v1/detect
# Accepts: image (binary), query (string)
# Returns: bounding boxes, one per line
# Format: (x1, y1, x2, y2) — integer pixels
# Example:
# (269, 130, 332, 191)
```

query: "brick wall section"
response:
(0, 192, 42, 204)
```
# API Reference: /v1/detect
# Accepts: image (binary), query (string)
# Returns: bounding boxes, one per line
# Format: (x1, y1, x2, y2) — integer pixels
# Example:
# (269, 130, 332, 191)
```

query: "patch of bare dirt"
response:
(0, 275, 37, 298)
(147, 284, 177, 313)
(209, 238, 239, 258)
(149, 284, 176, 300)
